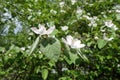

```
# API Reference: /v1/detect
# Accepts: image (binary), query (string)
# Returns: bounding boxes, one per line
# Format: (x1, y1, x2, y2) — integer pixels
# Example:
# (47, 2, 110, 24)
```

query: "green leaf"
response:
(35, 66, 41, 74)
(50, 29, 59, 36)
(29, 36, 40, 54)
(0, 47, 5, 52)
(42, 69, 48, 80)
(64, 52, 79, 65)
(40, 37, 61, 62)
(59, 77, 72, 80)
(116, 14, 120, 20)
(48, 60, 55, 67)
(97, 39, 107, 49)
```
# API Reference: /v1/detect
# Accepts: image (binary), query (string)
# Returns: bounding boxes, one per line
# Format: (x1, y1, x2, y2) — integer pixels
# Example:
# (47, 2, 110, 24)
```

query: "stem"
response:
(29, 35, 41, 55)
(77, 49, 89, 62)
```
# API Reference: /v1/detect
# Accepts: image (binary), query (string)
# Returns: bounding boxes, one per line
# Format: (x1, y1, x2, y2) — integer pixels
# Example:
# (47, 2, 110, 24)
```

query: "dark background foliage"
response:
(0, 0, 120, 80)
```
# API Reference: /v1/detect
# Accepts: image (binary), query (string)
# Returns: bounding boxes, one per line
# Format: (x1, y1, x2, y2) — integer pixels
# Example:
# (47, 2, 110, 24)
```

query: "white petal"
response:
(31, 27, 41, 34)
(62, 38, 67, 44)
(107, 37, 113, 41)
(46, 26, 55, 34)
(104, 20, 114, 28)
(71, 0, 76, 5)
(71, 39, 80, 48)
(113, 25, 118, 30)
(71, 39, 85, 48)
(61, 26, 68, 31)
(66, 35, 73, 45)
(104, 37, 113, 41)
(77, 44, 85, 48)
(103, 33, 114, 41)
(116, 9, 120, 13)
(38, 24, 46, 34)
(59, 2, 65, 8)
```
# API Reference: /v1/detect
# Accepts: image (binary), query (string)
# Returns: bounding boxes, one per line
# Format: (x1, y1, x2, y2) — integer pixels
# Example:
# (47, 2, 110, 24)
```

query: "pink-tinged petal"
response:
(62, 38, 67, 44)
(46, 26, 55, 34)
(73, 39, 80, 45)
(71, 39, 80, 48)
(72, 39, 85, 48)
(77, 44, 85, 48)
(66, 35, 73, 45)
(38, 24, 46, 34)
(31, 27, 41, 34)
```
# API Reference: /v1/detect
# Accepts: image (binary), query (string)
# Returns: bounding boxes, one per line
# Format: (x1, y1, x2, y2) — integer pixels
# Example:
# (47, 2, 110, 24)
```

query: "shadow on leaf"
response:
(40, 37, 56, 47)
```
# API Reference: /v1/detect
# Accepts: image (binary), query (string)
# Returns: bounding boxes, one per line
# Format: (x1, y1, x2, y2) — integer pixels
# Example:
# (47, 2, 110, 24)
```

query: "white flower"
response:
(3, 12, 12, 19)
(31, 24, 55, 35)
(103, 14, 107, 18)
(85, 16, 98, 27)
(76, 8, 83, 14)
(2, 12, 12, 22)
(112, 25, 118, 30)
(88, 21, 97, 27)
(103, 33, 114, 41)
(94, 36, 99, 40)
(93, 16, 99, 21)
(117, 64, 120, 67)
(82, 15, 90, 19)
(60, 10, 66, 13)
(76, 7, 83, 19)
(104, 20, 118, 30)
(20, 47, 25, 51)
(51, 69, 57, 74)
(27, 46, 31, 49)
(108, 10, 112, 13)
(100, 26, 106, 32)
(50, 9, 57, 14)
(89, 4, 94, 6)
(8, 54, 12, 57)
(62, 67, 68, 71)
(62, 35, 85, 49)
(71, 0, 76, 5)
(61, 26, 68, 31)
(59, 2, 65, 8)
(104, 37, 113, 41)
(37, 10, 41, 15)
(104, 20, 114, 28)
(116, 9, 120, 13)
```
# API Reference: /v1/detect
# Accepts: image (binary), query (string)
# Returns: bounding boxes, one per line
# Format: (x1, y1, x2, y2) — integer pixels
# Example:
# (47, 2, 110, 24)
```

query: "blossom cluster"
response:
(62, 35, 85, 49)
(104, 20, 118, 30)
(30, 1, 119, 49)
(31, 24, 55, 36)
(31, 24, 85, 49)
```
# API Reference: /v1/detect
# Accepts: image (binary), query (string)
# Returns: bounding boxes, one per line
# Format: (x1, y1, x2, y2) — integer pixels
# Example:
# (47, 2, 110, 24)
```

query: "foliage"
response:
(0, 0, 120, 80)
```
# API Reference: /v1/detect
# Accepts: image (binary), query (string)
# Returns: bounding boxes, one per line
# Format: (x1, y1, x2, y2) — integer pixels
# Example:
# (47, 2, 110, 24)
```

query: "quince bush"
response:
(0, 0, 120, 80)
